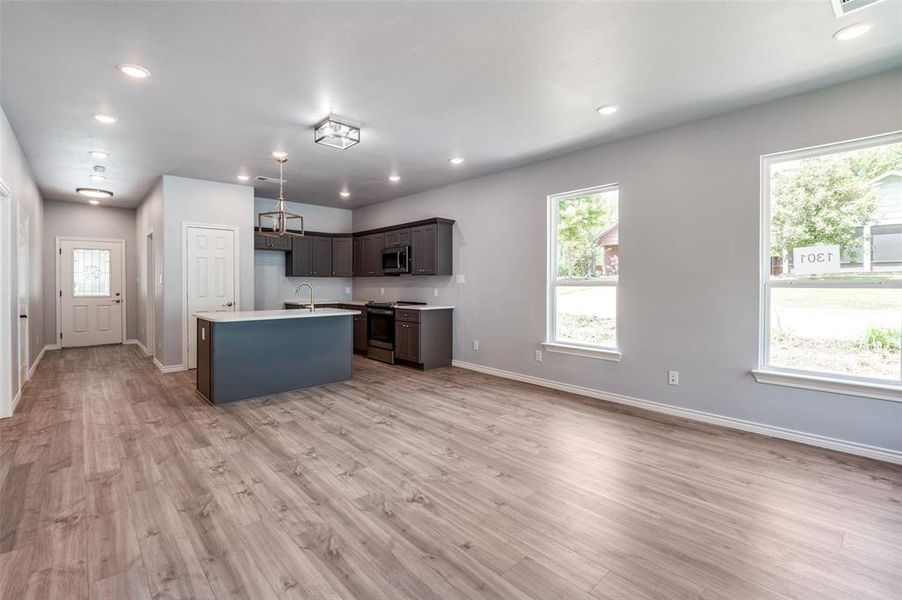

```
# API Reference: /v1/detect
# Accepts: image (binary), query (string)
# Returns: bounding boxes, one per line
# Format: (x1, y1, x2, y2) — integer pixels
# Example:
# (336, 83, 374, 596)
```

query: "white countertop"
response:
(283, 299, 453, 311)
(195, 308, 360, 323)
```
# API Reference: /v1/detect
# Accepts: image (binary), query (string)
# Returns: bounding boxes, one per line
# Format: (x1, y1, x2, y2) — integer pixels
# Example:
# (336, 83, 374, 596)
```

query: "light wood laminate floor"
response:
(1, 345, 900, 599)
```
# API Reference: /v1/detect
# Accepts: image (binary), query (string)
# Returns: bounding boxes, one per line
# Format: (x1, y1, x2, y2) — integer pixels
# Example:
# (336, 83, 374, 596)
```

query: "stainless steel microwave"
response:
(382, 245, 410, 274)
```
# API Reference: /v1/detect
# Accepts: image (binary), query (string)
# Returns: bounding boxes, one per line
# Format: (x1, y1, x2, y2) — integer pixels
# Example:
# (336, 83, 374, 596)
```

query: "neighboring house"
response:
(593, 222, 619, 275)
(868, 170, 902, 270)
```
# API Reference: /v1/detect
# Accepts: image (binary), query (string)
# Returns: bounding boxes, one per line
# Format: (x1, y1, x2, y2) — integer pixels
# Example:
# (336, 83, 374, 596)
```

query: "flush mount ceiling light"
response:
(314, 115, 360, 150)
(89, 199, 100, 205)
(76, 187, 113, 199)
(388, 174, 401, 182)
(89, 174, 106, 181)
(93, 113, 118, 124)
(237, 174, 250, 182)
(340, 190, 351, 198)
(89, 150, 109, 159)
(118, 63, 151, 79)
(257, 155, 304, 238)
(90, 165, 106, 180)
(597, 104, 620, 116)
(272, 150, 288, 159)
(833, 22, 872, 40)
(449, 157, 465, 165)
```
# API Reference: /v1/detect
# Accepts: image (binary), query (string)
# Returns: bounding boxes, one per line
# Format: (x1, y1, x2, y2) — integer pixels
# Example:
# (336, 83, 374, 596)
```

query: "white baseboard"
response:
(124, 338, 151, 356)
(27, 344, 54, 379)
(451, 360, 902, 465)
(153, 358, 185, 374)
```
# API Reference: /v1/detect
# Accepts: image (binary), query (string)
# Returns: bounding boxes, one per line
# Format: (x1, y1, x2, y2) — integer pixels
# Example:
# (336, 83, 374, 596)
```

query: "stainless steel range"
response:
(366, 300, 426, 363)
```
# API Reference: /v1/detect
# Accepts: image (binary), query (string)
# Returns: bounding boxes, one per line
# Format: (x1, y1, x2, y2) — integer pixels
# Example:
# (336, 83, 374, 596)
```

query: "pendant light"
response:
(257, 155, 304, 237)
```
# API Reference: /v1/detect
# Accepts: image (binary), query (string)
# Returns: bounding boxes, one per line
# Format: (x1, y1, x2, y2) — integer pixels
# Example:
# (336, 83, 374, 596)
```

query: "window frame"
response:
(755, 130, 902, 401)
(544, 183, 621, 361)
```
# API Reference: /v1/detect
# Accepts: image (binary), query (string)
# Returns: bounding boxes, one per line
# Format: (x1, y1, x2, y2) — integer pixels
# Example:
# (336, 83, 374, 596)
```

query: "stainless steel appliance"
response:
(381, 245, 410, 274)
(366, 300, 426, 363)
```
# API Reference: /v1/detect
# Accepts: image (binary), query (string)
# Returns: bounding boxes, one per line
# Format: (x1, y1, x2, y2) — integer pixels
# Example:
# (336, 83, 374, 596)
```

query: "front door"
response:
(186, 226, 236, 369)
(59, 239, 124, 347)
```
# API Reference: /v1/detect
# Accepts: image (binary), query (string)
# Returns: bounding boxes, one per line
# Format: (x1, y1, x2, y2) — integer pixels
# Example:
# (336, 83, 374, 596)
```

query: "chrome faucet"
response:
(295, 281, 315, 312)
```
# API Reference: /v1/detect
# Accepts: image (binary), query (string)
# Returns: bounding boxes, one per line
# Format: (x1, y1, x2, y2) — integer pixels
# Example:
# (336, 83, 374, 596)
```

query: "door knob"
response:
(112, 299, 121, 304)
(225, 302, 234, 307)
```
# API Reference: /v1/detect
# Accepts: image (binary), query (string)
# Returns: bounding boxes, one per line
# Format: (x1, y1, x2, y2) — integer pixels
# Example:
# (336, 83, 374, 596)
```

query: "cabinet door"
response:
(352, 237, 363, 276)
(397, 228, 412, 247)
(406, 322, 420, 362)
(270, 235, 291, 251)
(363, 234, 384, 276)
(312, 236, 332, 277)
(254, 233, 270, 250)
(411, 225, 436, 275)
(394, 321, 409, 360)
(332, 237, 353, 276)
(384, 230, 399, 248)
(354, 316, 368, 351)
(287, 236, 313, 276)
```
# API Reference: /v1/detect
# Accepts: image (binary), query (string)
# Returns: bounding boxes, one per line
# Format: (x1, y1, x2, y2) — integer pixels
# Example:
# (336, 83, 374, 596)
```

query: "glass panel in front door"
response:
(73, 248, 111, 297)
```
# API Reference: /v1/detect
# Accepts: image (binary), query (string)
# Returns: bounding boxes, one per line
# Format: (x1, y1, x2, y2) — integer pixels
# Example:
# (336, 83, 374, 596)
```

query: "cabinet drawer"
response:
(394, 309, 420, 323)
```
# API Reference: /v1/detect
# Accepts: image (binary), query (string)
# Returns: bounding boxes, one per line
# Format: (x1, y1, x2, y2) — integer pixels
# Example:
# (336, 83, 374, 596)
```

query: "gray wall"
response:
(43, 200, 138, 343)
(136, 178, 163, 358)
(354, 68, 902, 454)
(0, 104, 44, 413)
(161, 175, 255, 367)
(253, 198, 354, 309)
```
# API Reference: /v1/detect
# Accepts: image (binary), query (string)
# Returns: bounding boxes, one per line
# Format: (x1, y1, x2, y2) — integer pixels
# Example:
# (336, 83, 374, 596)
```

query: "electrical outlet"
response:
(380, 287, 384, 295)
(668, 370, 679, 386)
(433, 288, 439, 297)
(535, 350, 543, 362)
(456, 274, 466, 284)
(345, 286, 351, 294)
(472, 340, 479, 351)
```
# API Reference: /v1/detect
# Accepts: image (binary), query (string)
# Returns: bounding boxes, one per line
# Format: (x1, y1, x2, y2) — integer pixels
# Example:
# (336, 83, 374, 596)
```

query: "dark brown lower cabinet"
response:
(393, 308, 452, 369)
(353, 315, 368, 352)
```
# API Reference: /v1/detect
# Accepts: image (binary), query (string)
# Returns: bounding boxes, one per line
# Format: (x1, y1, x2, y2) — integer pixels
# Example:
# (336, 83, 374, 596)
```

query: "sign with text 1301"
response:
(792, 244, 841, 275)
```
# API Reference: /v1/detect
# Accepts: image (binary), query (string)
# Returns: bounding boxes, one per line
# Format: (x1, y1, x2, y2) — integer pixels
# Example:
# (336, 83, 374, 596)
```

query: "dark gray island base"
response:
(195, 308, 359, 404)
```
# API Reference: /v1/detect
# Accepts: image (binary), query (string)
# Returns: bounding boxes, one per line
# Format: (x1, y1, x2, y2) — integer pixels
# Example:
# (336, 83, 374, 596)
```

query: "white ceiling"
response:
(2, 1, 901, 209)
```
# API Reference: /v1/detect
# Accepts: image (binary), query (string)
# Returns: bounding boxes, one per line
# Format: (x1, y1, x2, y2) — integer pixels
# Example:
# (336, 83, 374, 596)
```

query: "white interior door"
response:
(186, 226, 235, 369)
(17, 204, 29, 385)
(59, 239, 124, 347)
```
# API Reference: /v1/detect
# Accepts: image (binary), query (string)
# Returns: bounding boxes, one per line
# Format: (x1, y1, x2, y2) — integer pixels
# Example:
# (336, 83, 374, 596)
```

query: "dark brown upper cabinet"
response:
(254, 232, 291, 251)
(332, 236, 353, 277)
(384, 228, 411, 248)
(312, 236, 332, 277)
(411, 221, 452, 275)
(286, 235, 314, 277)
(360, 233, 384, 277)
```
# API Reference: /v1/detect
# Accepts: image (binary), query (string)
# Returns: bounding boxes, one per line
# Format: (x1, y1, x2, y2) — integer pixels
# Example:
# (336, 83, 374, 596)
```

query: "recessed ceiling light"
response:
(118, 63, 151, 79)
(93, 113, 118, 124)
(388, 174, 401, 182)
(833, 22, 872, 41)
(272, 150, 288, 160)
(449, 157, 465, 165)
(89, 150, 109, 159)
(76, 187, 113, 199)
(89, 174, 106, 181)
(237, 174, 250, 182)
(340, 190, 351, 198)
(597, 104, 620, 116)
(89, 199, 100, 205)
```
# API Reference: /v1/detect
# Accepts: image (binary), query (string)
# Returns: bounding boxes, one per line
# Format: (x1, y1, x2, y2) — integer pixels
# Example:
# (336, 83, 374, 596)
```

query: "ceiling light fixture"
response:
(118, 63, 151, 79)
(257, 155, 304, 238)
(237, 174, 250, 182)
(76, 187, 113, 199)
(93, 113, 118, 124)
(388, 175, 401, 182)
(89, 199, 100, 205)
(597, 104, 620, 116)
(89, 174, 106, 181)
(314, 115, 360, 150)
(340, 190, 351, 198)
(833, 22, 872, 41)
(90, 165, 106, 180)
(89, 150, 109, 159)
(449, 157, 465, 165)
(272, 150, 288, 159)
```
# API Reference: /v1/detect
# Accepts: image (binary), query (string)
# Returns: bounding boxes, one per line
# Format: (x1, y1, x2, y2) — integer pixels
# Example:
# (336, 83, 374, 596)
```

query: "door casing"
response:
(0, 178, 13, 418)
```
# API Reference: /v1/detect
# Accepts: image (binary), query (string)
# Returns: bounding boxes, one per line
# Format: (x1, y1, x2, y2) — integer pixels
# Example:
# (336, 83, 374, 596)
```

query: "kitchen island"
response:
(194, 308, 359, 404)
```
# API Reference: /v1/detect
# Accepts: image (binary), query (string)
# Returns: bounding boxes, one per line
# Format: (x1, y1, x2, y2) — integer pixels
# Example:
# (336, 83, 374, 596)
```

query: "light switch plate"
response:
(456, 274, 466, 284)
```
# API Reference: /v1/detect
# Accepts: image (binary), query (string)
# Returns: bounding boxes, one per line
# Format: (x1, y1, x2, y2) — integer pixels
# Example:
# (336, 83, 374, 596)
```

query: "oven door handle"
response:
(368, 309, 394, 315)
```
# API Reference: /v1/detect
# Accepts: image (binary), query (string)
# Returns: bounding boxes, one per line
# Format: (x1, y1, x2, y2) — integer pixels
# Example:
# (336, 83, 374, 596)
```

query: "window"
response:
(72, 248, 111, 297)
(546, 184, 620, 360)
(757, 132, 902, 398)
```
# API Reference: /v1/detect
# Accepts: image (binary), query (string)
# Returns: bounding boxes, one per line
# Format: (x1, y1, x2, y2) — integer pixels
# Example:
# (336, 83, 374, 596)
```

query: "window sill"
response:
(751, 369, 902, 403)
(542, 342, 621, 362)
